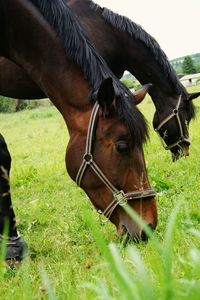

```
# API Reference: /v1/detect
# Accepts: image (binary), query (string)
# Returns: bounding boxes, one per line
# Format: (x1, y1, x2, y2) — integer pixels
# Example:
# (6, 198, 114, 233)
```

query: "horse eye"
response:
(115, 141, 130, 154)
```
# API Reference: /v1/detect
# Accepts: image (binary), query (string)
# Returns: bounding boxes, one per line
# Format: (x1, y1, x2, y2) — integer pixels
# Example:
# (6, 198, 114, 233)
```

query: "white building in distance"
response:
(180, 73, 200, 87)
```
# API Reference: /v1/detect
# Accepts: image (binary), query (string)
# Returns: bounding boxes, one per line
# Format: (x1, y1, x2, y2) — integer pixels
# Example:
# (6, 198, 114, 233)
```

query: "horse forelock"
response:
(115, 94, 149, 147)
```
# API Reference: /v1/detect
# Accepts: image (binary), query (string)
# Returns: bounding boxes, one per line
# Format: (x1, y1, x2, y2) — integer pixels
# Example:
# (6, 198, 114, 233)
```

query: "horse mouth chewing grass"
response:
(172, 142, 190, 161)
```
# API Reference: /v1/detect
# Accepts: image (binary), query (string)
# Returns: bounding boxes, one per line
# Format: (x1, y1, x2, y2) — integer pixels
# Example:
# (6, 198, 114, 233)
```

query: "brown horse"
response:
(0, 0, 200, 160)
(0, 0, 157, 261)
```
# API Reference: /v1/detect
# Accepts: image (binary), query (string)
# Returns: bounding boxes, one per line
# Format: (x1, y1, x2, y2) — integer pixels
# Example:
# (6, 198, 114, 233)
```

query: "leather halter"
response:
(76, 102, 156, 221)
(154, 95, 190, 150)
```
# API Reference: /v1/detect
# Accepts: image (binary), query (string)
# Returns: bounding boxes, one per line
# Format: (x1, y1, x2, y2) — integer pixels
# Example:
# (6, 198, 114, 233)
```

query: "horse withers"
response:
(0, 0, 157, 262)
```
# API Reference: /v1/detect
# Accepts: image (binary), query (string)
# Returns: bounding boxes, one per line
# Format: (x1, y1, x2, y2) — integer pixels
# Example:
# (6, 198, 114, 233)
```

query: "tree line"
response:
(171, 54, 200, 74)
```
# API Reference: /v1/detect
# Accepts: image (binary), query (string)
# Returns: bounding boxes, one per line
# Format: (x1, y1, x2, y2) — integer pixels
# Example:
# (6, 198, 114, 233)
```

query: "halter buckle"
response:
(113, 190, 127, 206)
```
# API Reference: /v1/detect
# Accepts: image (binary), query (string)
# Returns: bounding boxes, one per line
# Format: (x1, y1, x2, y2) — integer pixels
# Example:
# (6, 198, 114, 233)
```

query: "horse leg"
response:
(0, 134, 27, 261)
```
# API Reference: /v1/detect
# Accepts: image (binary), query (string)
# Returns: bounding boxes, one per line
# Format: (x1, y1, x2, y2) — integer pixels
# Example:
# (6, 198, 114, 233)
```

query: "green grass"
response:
(0, 85, 200, 299)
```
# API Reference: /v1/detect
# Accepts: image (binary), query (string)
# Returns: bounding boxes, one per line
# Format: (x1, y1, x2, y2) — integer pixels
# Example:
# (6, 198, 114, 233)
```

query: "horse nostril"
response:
(141, 224, 154, 241)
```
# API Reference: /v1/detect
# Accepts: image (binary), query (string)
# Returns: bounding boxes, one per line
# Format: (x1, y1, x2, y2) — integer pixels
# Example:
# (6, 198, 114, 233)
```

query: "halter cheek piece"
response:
(76, 102, 156, 222)
(154, 95, 190, 150)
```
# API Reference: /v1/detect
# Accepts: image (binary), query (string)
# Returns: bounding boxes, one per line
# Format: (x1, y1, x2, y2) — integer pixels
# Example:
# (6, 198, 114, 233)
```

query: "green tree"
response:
(196, 63, 200, 73)
(182, 56, 196, 74)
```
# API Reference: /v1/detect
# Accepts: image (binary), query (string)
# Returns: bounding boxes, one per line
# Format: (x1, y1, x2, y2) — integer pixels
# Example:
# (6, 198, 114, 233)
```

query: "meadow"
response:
(0, 85, 200, 299)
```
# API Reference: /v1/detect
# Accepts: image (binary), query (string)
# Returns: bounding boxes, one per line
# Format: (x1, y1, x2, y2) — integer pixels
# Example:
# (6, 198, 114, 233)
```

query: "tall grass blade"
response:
(21, 260, 33, 300)
(189, 229, 200, 240)
(41, 266, 57, 300)
(85, 211, 141, 300)
(127, 246, 154, 300)
(122, 203, 153, 239)
(162, 202, 181, 300)
(109, 243, 142, 300)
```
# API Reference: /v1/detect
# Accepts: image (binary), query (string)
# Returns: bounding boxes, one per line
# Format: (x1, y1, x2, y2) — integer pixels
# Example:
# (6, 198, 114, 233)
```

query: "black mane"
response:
(28, 0, 148, 146)
(90, 1, 195, 119)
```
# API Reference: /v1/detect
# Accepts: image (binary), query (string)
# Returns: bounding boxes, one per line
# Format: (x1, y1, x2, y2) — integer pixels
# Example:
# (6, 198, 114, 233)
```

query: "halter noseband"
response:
(76, 102, 156, 222)
(154, 95, 190, 150)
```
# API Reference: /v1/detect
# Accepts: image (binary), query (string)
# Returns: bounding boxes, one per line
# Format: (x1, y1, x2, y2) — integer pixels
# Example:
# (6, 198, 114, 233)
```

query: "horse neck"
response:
(71, 2, 180, 109)
(123, 35, 185, 111)
(2, 0, 92, 134)
(113, 31, 180, 107)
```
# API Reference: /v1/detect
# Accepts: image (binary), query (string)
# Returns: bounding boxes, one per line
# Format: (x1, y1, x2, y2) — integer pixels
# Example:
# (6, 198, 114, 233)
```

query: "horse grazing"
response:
(1, 0, 200, 161)
(0, 0, 157, 261)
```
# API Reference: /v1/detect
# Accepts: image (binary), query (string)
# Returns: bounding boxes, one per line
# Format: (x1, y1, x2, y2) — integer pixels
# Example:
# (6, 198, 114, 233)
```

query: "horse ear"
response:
(188, 92, 200, 101)
(132, 83, 152, 105)
(97, 78, 115, 116)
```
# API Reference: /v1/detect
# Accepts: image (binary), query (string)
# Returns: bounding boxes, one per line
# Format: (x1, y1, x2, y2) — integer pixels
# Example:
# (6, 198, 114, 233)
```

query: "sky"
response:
(94, 0, 200, 60)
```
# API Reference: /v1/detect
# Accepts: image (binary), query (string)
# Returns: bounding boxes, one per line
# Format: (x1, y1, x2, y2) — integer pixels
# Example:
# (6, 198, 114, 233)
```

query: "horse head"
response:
(152, 89, 200, 161)
(66, 78, 157, 241)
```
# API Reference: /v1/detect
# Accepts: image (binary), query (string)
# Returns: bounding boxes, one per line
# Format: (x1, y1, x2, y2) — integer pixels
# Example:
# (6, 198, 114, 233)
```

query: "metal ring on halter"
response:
(173, 109, 178, 115)
(83, 153, 93, 164)
(154, 94, 190, 150)
(76, 101, 156, 222)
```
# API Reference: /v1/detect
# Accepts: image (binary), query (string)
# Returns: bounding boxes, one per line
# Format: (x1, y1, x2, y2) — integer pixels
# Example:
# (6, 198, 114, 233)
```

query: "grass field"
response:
(0, 85, 200, 299)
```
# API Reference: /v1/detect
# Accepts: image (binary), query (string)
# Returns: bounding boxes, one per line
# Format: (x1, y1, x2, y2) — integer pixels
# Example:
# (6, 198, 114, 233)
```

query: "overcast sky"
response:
(94, 0, 200, 60)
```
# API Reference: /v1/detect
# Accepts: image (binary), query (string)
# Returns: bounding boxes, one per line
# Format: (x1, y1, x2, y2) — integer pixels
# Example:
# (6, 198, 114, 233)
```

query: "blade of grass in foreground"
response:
(84, 211, 142, 300)
(162, 202, 181, 300)
(84, 203, 182, 300)
(20, 260, 33, 300)
(127, 246, 154, 300)
(40, 266, 58, 300)
(122, 203, 153, 239)
(189, 228, 200, 240)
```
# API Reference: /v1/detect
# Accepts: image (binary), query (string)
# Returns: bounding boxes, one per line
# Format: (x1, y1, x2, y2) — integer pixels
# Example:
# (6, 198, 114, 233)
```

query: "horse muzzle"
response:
(117, 195, 158, 243)
(172, 141, 190, 161)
